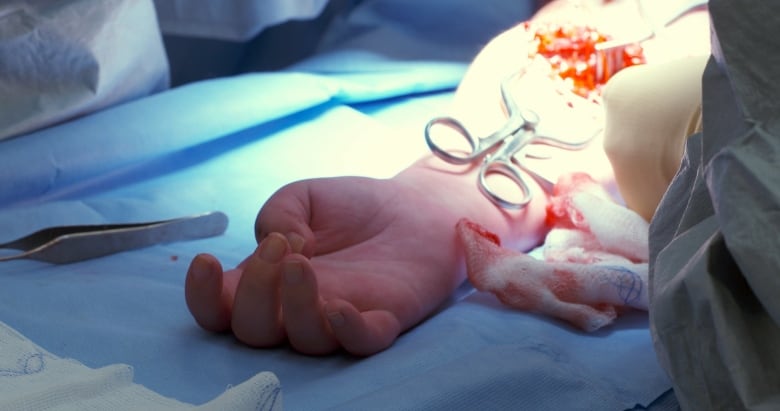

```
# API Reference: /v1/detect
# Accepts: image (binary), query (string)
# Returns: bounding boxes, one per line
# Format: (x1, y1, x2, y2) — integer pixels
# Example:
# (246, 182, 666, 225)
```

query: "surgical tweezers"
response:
(0, 211, 228, 264)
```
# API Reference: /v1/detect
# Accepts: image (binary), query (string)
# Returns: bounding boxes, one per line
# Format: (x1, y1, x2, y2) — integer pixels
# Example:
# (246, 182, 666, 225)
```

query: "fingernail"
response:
(191, 255, 212, 282)
(327, 311, 345, 328)
(286, 232, 306, 254)
(283, 261, 303, 285)
(258, 234, 286, 263)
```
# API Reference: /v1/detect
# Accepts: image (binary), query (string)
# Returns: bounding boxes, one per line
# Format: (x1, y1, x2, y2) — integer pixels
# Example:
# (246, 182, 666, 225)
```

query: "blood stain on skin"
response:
(459, 218, 502, 246)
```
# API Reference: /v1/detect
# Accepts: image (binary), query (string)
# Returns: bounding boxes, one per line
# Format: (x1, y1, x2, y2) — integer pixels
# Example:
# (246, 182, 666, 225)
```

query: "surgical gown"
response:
(649, 0, 780, 409)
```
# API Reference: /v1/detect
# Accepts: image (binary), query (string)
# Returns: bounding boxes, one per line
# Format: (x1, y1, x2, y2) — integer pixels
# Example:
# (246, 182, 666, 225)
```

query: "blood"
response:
(546, 268, 581, 302)
(458, 218, 501, 246)
(525, 22, 646, 98)
(545, 173, 597, 229)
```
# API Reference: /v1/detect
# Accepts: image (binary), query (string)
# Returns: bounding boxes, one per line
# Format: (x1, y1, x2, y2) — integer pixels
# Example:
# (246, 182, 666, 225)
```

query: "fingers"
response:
(230, 233, 288, 347)
(324, 300, 402, 357)
(279, 255, 402, 356)
(254, 182, 316, 257)
(279, 256, 339, 355)
(185, 253, 234, 333)
(192, 231, 402, 356)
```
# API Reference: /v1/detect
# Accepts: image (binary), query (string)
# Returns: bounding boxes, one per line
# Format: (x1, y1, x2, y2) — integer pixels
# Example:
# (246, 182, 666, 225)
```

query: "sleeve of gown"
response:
(649, 1, 780, 409)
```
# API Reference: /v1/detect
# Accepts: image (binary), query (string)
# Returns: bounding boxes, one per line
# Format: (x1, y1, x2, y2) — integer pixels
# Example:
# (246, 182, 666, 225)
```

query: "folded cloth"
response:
(458, 172, 649, 331)
(0, 0, 169, 141)
(0, 321, 281, 411)
(152, 0, 330, 41)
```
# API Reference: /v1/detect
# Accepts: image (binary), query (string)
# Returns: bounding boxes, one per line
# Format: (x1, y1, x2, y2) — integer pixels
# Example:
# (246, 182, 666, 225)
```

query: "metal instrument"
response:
(595, 0, 709, 81)
(424, 71, 595, 209)
(0, 211, 228, 264)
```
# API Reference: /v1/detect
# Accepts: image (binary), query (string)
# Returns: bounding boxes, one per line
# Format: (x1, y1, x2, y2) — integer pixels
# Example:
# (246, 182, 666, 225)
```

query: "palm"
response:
(265, 176, 465, 329)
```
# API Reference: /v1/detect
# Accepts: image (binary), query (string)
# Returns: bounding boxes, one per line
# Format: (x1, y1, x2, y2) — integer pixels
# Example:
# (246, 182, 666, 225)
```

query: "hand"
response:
(185, 173, 489, 356)
(182, 19, 584, 356)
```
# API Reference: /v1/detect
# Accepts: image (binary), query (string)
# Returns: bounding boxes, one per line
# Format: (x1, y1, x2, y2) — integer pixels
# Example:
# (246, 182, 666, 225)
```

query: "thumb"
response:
(254, 181, 317, 257)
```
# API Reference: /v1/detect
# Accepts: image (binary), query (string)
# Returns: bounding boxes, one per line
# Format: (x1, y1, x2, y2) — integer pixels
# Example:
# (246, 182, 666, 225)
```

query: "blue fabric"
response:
(0, 1, 676, 409)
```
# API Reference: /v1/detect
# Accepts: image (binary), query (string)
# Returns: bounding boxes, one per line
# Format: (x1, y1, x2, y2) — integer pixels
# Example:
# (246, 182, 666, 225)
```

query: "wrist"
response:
(393, 155, 549, 251)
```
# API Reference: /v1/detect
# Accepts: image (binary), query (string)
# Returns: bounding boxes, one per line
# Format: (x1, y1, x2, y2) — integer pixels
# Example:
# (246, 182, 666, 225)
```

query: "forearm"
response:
(393, 155, 549, 252)
(389, 0, 710, 250)
(385, 13, 566, 253)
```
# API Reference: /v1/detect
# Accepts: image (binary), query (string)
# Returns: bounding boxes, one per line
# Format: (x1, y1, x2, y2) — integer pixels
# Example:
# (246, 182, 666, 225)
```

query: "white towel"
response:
(0, 321, 282, 411)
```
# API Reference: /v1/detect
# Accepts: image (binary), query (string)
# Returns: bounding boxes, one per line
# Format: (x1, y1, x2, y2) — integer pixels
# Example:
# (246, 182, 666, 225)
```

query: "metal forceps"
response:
(0, 211, 228, 264)
(424, 71, 594, 209)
